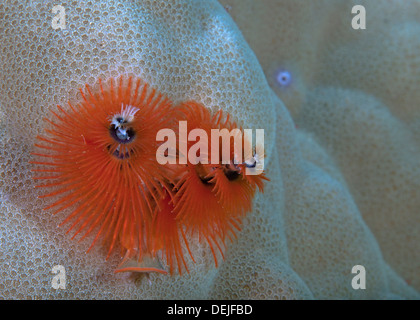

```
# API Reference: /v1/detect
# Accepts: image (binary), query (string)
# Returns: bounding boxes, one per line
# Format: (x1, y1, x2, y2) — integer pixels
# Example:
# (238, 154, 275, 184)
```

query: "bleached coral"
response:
(0, 0, 418, 299)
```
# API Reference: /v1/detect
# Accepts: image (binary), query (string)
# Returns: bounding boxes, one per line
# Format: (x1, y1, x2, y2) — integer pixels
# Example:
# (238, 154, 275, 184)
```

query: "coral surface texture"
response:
(0, 0, 419, 299)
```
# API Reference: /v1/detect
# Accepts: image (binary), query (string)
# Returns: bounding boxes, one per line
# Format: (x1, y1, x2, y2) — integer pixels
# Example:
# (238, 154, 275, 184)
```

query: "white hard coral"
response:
(0, 0, 419, 299)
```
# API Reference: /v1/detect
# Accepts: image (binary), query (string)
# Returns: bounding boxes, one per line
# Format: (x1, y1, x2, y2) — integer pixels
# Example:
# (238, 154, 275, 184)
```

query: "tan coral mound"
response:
(221, 0, 420, 295)
(0, 0, 419, 299)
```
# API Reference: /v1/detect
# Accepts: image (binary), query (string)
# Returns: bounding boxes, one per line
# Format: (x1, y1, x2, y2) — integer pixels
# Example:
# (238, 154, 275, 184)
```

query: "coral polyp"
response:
(276, 69, 292, 87)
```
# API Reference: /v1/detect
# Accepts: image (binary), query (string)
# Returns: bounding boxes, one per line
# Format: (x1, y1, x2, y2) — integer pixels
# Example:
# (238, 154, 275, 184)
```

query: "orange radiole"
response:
(31, 76, 268, 275)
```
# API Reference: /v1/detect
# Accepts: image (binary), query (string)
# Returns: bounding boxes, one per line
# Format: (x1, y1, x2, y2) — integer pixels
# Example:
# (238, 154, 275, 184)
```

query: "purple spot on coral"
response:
(276, 69, 292, 87)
